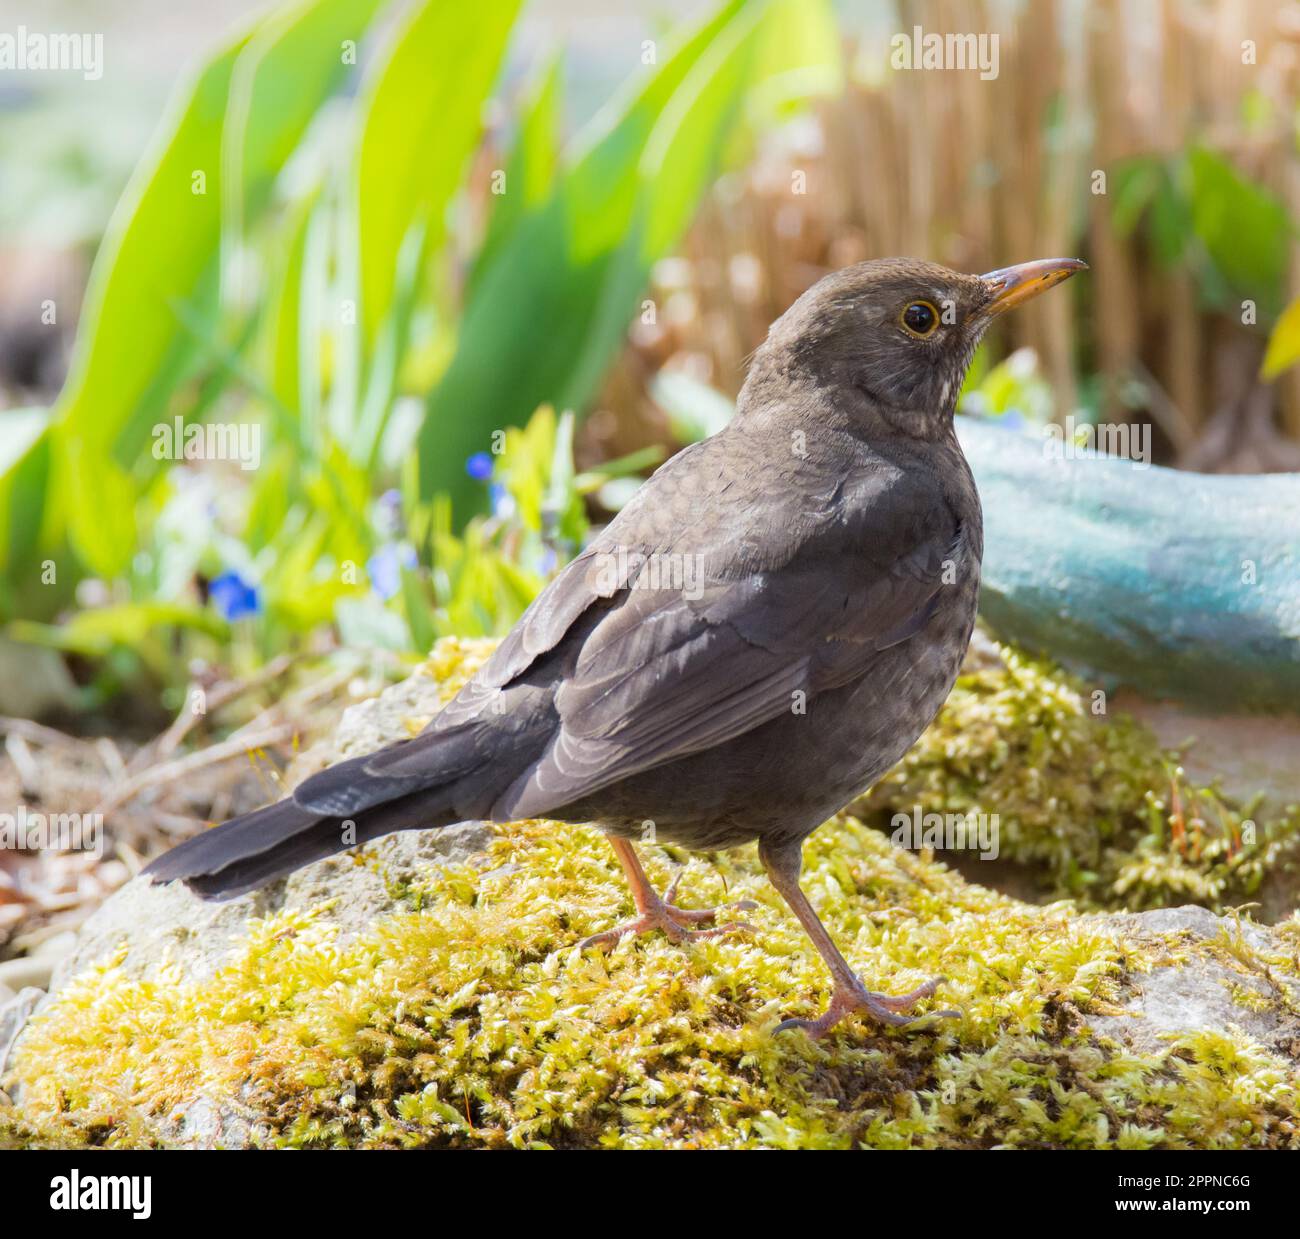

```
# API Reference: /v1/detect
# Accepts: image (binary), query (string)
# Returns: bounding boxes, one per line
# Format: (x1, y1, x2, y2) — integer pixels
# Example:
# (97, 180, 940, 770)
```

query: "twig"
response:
(148, 652, 297, 765)
(4, 733, 42, 797)
(95, 737, 128, 782)
(0, 716, 82, 750)
(93, 725, 293, 817)
(1131, 360, 1195, 455)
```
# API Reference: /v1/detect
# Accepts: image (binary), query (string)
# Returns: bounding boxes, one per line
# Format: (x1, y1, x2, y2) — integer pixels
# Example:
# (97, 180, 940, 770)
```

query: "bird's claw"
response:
(580, 874, 758, 951)
(775, 975, 956, 1038)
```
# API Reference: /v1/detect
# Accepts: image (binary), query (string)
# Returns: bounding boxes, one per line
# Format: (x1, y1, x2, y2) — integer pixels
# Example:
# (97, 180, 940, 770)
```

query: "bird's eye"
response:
(900, 300, 939, 338)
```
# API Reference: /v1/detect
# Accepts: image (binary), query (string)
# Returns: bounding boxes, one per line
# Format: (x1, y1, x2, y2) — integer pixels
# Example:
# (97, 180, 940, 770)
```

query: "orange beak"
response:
(980, 257, 1087, 316)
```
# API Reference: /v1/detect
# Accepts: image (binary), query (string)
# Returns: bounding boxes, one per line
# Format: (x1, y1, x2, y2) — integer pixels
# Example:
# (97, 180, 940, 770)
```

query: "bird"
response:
(145, 255, 1086, 1038)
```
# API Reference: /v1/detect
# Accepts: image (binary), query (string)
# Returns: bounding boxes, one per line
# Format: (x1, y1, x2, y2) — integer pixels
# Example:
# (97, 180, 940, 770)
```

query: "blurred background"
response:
(0, 0, 1298, 941)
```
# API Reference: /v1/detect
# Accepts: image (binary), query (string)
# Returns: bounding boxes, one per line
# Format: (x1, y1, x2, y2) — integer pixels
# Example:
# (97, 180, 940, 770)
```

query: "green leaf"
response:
(15, 602, 227, 658)
(400, 564, 436, 655)
(640, 3, 761, 260)
(1262, 297, 1300, 381)
(0, 409, 54, 594)
(355, 0, 521, 349)
(64, 439, 139, 578)
(1109, 157, 1161, 237)
(745, 0, 843, 120)
(54, 35, 245, 464)
(266, 192, 317, 422)
(1188, 147, 1293, 313)
(49, 0, 387, 572)
(473, 53, 564, 290)
(224, 0, 383, 226)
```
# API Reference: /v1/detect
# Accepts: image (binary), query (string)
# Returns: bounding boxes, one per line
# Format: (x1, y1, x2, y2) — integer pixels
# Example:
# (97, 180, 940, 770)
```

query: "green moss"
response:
(858, 643, 1300, 910)
(3, 636, 1297, 1148)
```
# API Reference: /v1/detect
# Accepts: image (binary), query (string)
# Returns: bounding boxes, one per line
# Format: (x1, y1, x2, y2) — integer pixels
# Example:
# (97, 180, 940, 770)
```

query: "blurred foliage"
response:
(957, 347, 1057, 431)
(1112, 147, 1296, 317)
(0, 0, 841, 703)
(8, 403, 650, 709)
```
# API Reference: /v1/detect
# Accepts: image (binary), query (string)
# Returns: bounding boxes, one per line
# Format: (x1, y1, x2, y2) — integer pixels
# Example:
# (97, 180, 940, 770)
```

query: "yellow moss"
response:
(4, 636, 1298, 1149)
(422, 636, 498, 700)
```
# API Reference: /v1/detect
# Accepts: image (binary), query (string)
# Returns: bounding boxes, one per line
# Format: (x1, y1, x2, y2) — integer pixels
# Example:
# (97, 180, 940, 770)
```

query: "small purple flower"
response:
(209, 571, 261, 621)
(1000, 410, 1026, 433)
(367, 543, 418, 601)
(466, 451, 494, 482)
(375, 488, 404, 536)
(538, 546, 558, 575)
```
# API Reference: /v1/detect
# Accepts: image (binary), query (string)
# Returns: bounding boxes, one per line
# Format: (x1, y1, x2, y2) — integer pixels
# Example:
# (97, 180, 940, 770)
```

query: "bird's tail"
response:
(142, 790, 460, 900)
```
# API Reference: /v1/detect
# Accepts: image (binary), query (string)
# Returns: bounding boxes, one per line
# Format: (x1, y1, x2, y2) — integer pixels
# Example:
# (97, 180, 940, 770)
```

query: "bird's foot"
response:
(580, 870, 757, 950)
(775, 975, 957, 1038)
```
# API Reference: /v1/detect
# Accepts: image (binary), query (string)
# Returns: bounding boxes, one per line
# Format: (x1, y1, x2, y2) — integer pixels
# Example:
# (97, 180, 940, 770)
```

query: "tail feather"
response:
(143, 791, 459, 901)
(291, 728, 482, 818)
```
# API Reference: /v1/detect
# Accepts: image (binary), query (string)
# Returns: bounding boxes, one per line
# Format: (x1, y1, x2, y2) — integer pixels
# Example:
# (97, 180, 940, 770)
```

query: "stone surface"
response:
(0, 987, 42, 1081)
(43, 819, 495, 996)
(1086, 906, 1300, 1057)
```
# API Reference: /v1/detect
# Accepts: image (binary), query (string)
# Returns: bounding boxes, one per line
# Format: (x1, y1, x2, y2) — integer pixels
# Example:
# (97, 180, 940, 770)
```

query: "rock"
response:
(0, 956, 57, 992)
(1114, 691, 1300, 813)
(1086, 906, 1300, 1057)
(0, 986, 43, 1079)
(3, 808, 494, 1147)
(41, 820, 495, 998)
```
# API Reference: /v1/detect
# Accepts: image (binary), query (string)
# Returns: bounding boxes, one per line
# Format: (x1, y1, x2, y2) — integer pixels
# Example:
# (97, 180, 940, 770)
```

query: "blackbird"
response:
(146, 256, 1085, 1037)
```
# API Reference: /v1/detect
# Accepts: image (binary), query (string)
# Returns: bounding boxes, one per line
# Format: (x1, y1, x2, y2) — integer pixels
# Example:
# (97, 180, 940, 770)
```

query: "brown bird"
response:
(146, 256, 1085, 1038)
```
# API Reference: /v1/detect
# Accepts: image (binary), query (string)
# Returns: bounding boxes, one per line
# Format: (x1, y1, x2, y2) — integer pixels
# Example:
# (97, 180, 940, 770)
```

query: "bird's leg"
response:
(760, 838, 955, 1037)
(580, 836, 756, 950)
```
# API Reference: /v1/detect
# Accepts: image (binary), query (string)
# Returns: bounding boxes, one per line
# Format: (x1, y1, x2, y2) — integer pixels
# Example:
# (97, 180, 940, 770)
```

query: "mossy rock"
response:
(2, 638, 1298, 1149)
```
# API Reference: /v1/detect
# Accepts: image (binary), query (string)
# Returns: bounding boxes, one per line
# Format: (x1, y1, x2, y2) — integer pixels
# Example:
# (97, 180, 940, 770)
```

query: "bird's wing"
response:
(487, 474, 962, 817)
(387, 439, 964, 818)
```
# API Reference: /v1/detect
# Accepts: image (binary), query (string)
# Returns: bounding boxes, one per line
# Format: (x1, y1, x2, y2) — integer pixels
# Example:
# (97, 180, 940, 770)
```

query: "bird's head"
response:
(750, 256, 1086, 441)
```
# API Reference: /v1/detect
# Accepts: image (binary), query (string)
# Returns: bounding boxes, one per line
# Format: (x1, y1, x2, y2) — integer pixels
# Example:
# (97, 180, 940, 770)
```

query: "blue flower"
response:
(488, 482, 514, 518)
(466, 451, 494, 482)
(1000, 410, 1026, 434)
(209, 571, 261, 621)
(367, 543, 418, 601)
